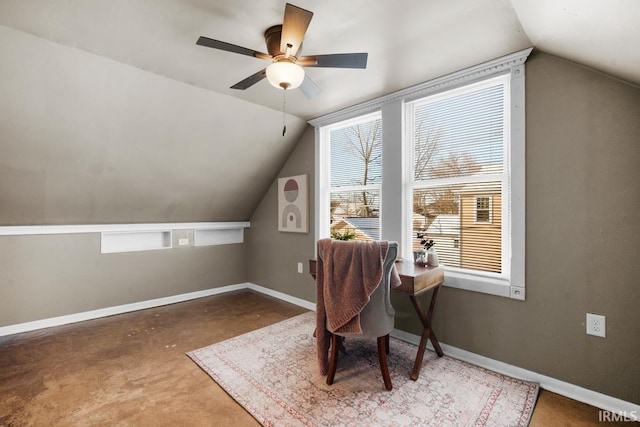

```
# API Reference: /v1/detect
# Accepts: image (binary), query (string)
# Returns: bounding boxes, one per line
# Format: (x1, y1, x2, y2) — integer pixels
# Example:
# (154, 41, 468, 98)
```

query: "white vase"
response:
(426, 248, 439, 267)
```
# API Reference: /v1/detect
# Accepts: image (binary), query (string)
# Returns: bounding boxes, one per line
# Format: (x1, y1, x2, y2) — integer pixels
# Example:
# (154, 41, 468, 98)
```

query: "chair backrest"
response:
(347, 241, 398, 339)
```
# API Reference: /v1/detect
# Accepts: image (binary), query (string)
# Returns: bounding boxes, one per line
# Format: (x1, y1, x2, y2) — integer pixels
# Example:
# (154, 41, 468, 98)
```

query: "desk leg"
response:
(409, 285, 443, 381)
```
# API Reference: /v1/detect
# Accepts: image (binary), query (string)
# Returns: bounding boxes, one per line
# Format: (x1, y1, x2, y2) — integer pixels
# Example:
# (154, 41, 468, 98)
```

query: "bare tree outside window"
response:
(413, 123, 440, 180)
(328, 116, 382, 241)
(413, 123, 480, 228)
(428, 152, 480, 179)
(344, 122, 381, 218)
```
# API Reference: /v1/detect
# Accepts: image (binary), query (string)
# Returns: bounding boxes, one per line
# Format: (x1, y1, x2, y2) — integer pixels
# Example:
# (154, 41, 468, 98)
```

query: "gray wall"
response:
(0, 24, 298, 329)
(0, 233, 246, 326)
(246, 126, 317, 303)
(247, 52, 640, 404)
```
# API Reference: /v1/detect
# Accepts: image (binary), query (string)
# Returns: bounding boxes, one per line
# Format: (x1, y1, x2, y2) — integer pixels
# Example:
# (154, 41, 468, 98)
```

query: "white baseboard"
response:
(0, 283, 248, 337)
(2, 283, 637, 418)
(0, 282, 316, 338)
(391, 328, 640, 417)
(247, 283, 316, 311)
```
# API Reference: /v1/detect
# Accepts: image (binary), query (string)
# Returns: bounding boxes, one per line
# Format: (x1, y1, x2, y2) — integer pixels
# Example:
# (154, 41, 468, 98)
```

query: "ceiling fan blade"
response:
(230, 69, 267, 90)
(298, 53, 368, 69)
(280, 3, 313, 56)
(197, 36, 271, 60)
(299, 75, 321, 99)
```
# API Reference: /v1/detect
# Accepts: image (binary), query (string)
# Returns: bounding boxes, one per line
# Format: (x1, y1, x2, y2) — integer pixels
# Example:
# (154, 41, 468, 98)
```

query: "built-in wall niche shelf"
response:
(101, 230, 172, 254)
(98, 222, 250, 254)
(194, 227, 244, 246)
(0, 222, 250, 254)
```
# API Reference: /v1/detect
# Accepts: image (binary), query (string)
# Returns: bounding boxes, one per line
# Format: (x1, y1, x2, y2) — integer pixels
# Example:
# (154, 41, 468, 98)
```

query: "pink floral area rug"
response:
(187, 312, 538, 426)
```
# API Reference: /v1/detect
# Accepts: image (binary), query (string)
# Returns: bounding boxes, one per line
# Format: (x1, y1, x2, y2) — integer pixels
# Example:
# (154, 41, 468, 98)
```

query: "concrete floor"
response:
(0, 290, 623, 426)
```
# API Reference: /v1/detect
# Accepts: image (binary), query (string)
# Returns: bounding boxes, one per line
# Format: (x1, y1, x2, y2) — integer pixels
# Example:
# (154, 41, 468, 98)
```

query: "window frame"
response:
(317, 111, 383, 241)
(312, 48, 531, 300)
(406, 74, 511, 293)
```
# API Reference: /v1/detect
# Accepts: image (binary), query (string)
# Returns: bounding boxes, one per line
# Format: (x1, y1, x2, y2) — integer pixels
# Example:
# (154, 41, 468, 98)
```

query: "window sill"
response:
(442, 268, 525, 300)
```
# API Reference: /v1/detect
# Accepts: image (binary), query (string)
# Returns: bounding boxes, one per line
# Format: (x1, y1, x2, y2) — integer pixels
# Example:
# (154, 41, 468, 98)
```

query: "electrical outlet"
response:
(297, 262, 303, 274)
(178, 238, 189, 246)
(586, 313, 606, 337)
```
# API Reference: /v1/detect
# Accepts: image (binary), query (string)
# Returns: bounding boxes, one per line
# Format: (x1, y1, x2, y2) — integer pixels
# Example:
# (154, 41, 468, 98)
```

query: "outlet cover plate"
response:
(586, 313, 606, 337)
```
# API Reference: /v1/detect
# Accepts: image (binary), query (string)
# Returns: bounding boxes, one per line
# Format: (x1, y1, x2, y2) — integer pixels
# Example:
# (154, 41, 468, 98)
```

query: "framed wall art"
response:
(278, 174, 308, 233)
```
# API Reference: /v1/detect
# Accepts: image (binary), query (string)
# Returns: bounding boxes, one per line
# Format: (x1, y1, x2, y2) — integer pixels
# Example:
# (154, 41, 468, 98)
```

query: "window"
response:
(408, 75, 508, 278)
(319, 112, 382, 241)
(313, 48, 530, 299)
(407, 75, 516, 287)
(475, 196, 492, 223)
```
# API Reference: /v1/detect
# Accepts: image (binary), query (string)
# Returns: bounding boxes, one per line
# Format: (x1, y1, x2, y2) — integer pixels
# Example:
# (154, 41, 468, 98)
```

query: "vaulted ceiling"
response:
(0, 0, 638, 224)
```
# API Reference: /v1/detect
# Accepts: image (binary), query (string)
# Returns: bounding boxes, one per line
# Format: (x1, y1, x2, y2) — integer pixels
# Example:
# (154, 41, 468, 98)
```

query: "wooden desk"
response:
(309, 259, 444, 380)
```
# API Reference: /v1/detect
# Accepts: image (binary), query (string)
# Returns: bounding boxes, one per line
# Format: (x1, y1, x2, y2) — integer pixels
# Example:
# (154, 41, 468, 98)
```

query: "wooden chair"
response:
(326, 242, 398, 391)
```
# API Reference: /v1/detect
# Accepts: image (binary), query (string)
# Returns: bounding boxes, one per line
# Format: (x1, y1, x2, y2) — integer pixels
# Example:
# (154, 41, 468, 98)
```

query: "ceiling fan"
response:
(196, 3, 368, 99)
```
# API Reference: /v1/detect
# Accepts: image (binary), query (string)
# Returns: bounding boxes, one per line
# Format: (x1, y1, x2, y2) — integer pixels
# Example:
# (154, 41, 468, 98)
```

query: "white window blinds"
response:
(410, 76, 508, 275)
(328, 113, 382, 241)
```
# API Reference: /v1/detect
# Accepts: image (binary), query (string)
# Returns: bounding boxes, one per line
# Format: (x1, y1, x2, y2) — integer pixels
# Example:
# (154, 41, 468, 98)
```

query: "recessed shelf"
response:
(194, 228, 244, 246)
(101, 230, 172, 254)
(0, 222, 250, 253)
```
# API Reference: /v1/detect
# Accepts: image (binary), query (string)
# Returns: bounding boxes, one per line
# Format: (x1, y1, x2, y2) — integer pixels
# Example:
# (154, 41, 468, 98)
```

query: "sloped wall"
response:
(0, 25, 306, 225)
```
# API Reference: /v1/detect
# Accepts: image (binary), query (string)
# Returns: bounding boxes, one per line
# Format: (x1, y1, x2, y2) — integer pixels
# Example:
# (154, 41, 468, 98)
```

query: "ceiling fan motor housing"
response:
(265, 25, 285, 57)
(265, 25, 303, 60)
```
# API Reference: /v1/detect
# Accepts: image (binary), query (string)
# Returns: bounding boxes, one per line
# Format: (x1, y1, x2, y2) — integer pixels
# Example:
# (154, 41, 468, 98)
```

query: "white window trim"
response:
(405, 73, 514, 296)
(311, 48, 531, 300)
(316, 111, 383, 241)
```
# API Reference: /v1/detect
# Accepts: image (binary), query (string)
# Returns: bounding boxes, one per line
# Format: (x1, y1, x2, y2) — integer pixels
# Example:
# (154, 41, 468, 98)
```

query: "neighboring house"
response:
(459, 183, 502, 273)
(414, 176, 502, 273)
(330, 217, 379, 241)
(330, 205, 350, 220)
(346, 217, 380, 241)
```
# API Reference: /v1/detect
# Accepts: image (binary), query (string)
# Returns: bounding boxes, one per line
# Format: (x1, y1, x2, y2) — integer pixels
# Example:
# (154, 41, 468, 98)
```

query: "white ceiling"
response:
(1, 0, 636, 121)
(511, 0, 640, 85)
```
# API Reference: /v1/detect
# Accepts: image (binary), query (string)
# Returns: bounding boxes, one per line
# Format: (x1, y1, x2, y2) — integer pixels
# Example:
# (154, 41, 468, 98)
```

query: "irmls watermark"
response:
(598, 410, 638, 422)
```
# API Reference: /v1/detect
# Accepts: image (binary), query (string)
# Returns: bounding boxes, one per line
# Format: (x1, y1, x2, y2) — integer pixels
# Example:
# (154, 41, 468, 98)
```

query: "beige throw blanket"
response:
(315, 239, 401, 375)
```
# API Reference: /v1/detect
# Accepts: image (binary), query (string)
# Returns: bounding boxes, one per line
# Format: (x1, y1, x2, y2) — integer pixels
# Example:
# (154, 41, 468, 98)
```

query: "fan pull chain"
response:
(282, 88, 287, 137)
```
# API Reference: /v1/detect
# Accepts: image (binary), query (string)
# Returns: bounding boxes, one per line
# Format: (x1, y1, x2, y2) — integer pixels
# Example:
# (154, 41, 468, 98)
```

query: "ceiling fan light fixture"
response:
(266, 62, 305, 90)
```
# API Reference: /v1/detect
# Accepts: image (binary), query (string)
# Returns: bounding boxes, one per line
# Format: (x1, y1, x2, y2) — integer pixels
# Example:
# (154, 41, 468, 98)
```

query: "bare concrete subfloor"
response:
(0, 290, 622, 426)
